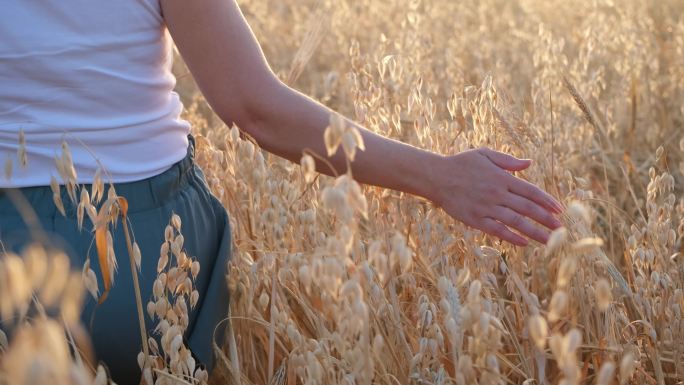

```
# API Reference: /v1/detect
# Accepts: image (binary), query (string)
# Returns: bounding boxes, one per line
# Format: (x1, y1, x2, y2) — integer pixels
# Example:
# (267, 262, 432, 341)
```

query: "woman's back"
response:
(0, 0, 190, 187)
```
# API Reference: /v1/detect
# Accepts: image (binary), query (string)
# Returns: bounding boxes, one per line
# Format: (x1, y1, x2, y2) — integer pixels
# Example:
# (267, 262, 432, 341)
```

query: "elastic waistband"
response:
(0, 135, 199, 218)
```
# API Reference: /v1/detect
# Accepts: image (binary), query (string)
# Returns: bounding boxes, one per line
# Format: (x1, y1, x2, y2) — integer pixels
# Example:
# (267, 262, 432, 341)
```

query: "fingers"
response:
(479, 218, 529, 246)
(480, 148, 532, 172)
(478, 147, 563, 213)
(508, 177, 563, 213)
(490, 206, 551, 244)
(504, 193, 562, 230)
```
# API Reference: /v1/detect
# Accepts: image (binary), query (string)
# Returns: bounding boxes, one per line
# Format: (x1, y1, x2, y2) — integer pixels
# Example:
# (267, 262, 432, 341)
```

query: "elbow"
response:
(216, 74, 286, 147)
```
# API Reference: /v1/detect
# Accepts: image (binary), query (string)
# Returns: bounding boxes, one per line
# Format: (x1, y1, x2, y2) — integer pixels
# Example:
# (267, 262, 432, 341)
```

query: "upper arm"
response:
(161, 0, 282, 126)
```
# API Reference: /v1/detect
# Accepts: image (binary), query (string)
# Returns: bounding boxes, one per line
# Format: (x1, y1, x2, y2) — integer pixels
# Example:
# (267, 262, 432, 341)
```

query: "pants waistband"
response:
(0, 135, 199, 217)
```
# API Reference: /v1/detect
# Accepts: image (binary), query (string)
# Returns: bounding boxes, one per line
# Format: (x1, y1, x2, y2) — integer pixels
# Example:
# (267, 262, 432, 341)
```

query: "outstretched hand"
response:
(429, 148, 563, 246)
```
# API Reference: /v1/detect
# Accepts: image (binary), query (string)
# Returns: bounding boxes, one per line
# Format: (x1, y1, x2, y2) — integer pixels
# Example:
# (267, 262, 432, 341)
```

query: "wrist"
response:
(407, 150, 444, 203)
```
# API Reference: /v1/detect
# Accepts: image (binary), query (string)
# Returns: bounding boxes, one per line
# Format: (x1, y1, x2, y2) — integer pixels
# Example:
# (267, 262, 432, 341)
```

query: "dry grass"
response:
(2, 0, 684, 384)
(188, 1, 683, 384)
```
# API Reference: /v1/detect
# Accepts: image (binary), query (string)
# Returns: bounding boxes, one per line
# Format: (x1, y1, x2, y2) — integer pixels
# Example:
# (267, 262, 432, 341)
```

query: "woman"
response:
(0, 0, 563, 382)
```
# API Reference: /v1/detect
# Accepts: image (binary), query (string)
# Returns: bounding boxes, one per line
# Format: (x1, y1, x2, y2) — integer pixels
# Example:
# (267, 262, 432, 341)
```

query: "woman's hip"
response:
(0, 135, 232, 383)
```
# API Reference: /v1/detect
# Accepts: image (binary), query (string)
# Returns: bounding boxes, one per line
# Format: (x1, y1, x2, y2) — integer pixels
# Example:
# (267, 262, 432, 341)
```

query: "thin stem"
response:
(123, 216, 149, 368)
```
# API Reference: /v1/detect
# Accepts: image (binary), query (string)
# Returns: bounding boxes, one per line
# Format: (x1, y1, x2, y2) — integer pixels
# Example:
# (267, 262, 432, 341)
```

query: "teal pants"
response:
(0, 136, 231, 383)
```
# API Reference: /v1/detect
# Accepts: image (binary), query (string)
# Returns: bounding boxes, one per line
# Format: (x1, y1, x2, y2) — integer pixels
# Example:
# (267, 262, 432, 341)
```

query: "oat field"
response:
(189, 0, 684, 384)
(2, 0, 684, 384)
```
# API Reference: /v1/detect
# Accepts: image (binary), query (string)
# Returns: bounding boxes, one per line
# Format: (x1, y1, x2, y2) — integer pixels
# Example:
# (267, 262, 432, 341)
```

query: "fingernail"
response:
(552, 201, 564, 213)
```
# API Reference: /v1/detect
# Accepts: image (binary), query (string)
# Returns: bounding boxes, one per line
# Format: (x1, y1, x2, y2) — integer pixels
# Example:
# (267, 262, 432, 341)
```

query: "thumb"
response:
(482, 149, 532, 171)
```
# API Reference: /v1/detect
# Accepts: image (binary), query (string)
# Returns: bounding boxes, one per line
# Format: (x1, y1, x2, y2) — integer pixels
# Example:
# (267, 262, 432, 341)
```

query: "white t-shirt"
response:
(0, 1, 191, 187)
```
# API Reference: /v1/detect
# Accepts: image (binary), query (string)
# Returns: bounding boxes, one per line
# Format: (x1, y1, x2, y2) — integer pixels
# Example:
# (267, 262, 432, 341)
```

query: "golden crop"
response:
(188, 1, 683, 384)
(1, 0, 683, 385)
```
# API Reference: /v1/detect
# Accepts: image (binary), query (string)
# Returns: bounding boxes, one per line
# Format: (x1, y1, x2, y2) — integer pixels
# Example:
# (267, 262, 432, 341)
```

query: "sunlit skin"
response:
(161, 0, 563, 246)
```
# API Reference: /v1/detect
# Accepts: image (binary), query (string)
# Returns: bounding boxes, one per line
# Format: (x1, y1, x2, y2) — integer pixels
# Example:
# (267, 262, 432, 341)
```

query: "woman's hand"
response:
(427, 148, 563, 246)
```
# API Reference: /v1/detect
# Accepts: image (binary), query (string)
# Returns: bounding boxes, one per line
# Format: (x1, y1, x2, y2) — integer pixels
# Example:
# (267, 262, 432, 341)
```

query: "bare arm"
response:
(161, 0, 563, 246)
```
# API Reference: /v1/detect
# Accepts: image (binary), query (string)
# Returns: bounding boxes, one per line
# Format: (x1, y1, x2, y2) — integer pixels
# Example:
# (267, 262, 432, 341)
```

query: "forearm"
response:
(235, 81, 441, 200)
